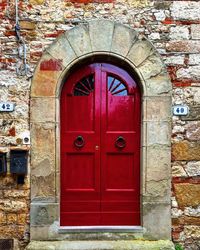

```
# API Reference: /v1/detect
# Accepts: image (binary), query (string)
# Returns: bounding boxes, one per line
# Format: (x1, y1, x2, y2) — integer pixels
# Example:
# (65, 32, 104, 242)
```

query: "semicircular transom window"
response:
(108, 75, 128, 96)
(73, 74, 94, 96)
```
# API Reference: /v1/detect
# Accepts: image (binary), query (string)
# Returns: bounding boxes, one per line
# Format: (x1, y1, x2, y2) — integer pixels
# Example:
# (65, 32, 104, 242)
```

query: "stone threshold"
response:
(26, 240, 175, 250)
(58, 226, 143, 233)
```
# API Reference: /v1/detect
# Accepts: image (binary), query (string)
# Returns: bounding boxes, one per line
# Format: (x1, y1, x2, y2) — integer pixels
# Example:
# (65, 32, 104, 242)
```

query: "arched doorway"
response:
(60, 63, 141, 226)
(30, 20, 172, 240)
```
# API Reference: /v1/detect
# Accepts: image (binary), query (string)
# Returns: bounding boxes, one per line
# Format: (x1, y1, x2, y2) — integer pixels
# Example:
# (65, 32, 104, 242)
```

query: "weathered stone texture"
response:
(176, 66, 200, 80)
(171, 1, 200, 20)
(185, 162, 200, 177)
(174, 184, 200, 207)
(186, 122, 200, 141)
(172, 141, 200, 161)
(111, 23, 137, 56)
(166, 41, 200, 53)
(191, 25, 200, 40)
(169, 26, 189, 40)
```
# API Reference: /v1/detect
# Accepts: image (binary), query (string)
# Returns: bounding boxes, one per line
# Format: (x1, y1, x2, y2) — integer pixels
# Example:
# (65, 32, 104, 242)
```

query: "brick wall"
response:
(0, 0, 200, 249)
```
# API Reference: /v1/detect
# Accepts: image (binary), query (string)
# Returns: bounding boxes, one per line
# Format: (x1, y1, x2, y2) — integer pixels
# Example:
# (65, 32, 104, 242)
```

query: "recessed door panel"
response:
(105, 153, 135, 190)
(60, 63, 140, 226)
(64, 153, 96, 191)
(66, 96, 95, 131)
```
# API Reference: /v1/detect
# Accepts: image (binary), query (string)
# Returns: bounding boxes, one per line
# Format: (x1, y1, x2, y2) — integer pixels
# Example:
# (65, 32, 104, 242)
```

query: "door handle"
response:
(74, 136, 85, 148)
(115, 136, 126, 149)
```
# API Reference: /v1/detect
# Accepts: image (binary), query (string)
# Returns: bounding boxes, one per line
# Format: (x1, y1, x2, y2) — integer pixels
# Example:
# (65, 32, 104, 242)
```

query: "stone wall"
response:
(0, 0, 200, 249)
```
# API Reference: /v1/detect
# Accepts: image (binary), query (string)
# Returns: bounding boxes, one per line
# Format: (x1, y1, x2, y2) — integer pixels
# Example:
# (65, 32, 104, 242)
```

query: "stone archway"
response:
(30, 19, 172, 241)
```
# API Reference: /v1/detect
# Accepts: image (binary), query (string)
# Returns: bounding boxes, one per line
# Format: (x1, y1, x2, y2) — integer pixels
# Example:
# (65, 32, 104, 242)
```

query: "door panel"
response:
(60, 63, 140, 226)
(101, 65, 140, 225)
(60, 65, 101, 226)
(105, 153, 135, 190)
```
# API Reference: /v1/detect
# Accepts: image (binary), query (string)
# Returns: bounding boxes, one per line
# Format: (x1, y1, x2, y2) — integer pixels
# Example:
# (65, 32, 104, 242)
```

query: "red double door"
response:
(60, 63, 140, 226)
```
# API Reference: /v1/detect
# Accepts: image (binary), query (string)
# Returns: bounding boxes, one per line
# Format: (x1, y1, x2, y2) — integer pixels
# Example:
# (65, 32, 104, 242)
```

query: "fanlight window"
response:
(73, 74, 94, 96)
(108, 75, 128, 96)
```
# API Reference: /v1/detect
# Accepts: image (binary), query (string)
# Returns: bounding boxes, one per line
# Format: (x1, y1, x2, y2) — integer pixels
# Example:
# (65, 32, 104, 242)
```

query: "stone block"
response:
(18, 214, 27, 225)
(176, 66, 200, 80)
(19, 20, 36, 30)
(7, 213, 17, 224)
(31, 54, 62, 97)
(30, 226, 50, 241)
(31, 203, 58, 226)
(171, 1, 200, 20)
(175, 216, 200, 226)
(184, 226, 200, 238)
(3, 190, 29, 198)
(127, 38, 154, 67)
(143, 202, 171, 240)
(31, 122, 56, 199)
(142, 145, 171, 202)
(181, 106, 200, 121)
(172, 165, 187, 177)
(146, 121, 171, 146)
(144, 180, 171, 202)
(26, 240, 175, 250)
(31, 122, 55, 162)
(31, 173, 55, 200)
(174, 183, 200, 207)
(66, 24, 92, 57)
(30, 97, 55, 123)
(0, 200, 27, 213)
(144, 97, 171, 122)
(166, 41, 200, 53)
(185, 161, 200, 177)
(164, 55, 185, 66)
(189, 54, 200, 65)
(184, 206, 200, 217)
(169, 26, 189, 40)
(186, 122, 200, 141)
(111, 23, 137, 57)
(146, 146, 171, 182)
(137, 54, 164, 80)
(0, 212, 7, 224)
(30, 0, 44, 4)
(89, 20, 114, 52)
(47, 34, 77, 67)
(172, 140, 200, 161)
(191, 24, 200, 40)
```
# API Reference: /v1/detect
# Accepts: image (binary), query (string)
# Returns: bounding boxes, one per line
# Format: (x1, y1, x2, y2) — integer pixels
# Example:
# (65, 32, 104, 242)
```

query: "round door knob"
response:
(74, 136, 85, 148)
(115, 136, 126, 149)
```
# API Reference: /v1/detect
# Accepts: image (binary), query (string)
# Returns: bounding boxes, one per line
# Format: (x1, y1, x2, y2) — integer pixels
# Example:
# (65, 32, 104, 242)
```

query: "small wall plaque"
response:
(173, 105, 189, 116)
(0, 102, 14, 112)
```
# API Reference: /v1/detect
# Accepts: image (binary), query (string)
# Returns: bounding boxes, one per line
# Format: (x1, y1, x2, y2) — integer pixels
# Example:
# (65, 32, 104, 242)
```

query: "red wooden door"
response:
(60, 63, 140, 226)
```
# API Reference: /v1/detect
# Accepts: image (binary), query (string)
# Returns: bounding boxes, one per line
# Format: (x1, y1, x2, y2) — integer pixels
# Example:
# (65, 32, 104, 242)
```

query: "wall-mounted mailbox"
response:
(10, 150, 28, 175)
(0, 153, 7, 174)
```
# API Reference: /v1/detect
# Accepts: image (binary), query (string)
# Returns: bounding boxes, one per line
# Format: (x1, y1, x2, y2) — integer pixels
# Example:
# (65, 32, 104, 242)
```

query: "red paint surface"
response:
(60, 63, 141, 226)
(40, 59, 62, 71)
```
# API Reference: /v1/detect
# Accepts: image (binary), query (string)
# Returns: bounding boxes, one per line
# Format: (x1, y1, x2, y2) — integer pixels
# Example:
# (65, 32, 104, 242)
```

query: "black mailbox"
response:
(10, 150, 28, 174)
(0, 153, 7, 174)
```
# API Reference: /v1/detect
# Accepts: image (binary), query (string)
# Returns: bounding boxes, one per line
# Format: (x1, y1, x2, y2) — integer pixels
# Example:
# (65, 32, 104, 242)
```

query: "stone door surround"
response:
(30, 19, 172, 240)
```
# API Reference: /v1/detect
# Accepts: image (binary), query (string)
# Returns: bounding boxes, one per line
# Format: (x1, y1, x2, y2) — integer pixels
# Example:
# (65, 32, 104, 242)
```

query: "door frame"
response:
(60, 63, 141, 227)
(30, 20, 172, 241)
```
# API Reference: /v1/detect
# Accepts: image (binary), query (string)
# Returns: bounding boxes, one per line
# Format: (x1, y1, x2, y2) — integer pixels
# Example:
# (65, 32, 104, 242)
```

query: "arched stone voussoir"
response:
(137, 53, 166, 81)
(111, 22, 138, 57)
(31, 53, 64, 97)
(126, 37, 155, 67)
(46, 33, 77, 67)
(66, 23, 92, 57)
(88, 19, 114, 52)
